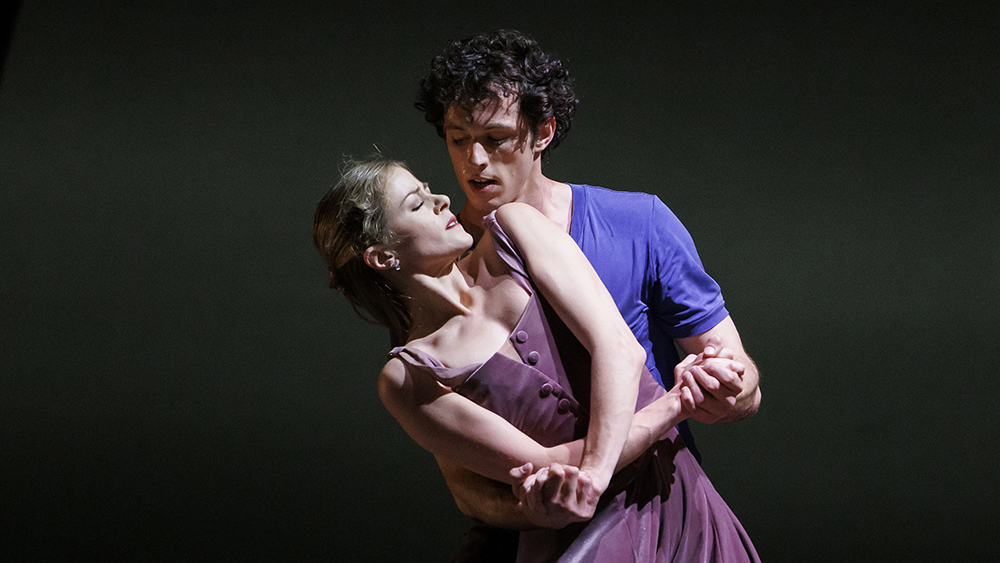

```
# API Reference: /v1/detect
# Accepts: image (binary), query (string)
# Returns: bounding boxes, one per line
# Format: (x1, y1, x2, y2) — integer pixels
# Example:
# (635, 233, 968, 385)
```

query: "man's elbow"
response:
(730, 384, 761, 422)
(450, 489, 476, 518)
(744, 386, 762, 417)
(735, 358, 761, 419)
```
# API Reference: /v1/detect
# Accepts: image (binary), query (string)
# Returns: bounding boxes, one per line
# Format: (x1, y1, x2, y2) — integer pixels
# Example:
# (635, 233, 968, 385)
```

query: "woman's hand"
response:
(510, 462, 603, 529)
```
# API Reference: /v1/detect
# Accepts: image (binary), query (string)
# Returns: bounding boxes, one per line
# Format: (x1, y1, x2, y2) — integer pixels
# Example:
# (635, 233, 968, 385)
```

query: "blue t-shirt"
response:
(568, 184, 729, 388)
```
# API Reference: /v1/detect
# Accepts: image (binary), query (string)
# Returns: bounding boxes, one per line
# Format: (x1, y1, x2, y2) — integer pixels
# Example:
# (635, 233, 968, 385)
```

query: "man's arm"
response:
(437, 352, 706, 529)
(676, 315, 761, 423)
(437, 456, 537, 529)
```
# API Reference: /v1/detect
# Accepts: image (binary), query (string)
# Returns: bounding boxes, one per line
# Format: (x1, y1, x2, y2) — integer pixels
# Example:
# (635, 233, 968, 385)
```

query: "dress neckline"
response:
(390, 292, 542, 387)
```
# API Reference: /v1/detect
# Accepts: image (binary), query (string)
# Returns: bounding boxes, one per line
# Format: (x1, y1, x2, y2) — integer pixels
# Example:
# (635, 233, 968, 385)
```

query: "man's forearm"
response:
(437, 455, 537, 529)
(724, 355, 761, 422)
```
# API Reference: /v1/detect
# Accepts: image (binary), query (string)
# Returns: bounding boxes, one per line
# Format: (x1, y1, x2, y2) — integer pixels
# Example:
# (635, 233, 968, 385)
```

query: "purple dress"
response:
(389, 213, 759, 562)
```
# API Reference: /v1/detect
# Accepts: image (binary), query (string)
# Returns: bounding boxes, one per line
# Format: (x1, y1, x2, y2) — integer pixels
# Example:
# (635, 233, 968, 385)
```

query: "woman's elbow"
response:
(621, 337, 647, 380)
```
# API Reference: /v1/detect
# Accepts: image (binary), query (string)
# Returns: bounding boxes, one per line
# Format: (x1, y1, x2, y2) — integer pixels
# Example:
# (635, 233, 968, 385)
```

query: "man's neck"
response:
(521, 178, 573, 233)
(459, 177, 573, 243)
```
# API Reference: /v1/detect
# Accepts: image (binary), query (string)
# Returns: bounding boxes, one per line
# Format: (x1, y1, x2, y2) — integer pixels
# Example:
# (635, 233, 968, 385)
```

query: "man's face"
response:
(443, 95, 541, 214)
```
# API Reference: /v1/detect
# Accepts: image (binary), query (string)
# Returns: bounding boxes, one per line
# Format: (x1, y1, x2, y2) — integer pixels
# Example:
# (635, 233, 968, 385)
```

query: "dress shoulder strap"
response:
(483, 210, 532, 293)
(387, 346, 478, 388)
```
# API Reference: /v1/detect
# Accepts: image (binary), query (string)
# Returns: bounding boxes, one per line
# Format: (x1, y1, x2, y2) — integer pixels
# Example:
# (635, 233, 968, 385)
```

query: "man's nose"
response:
(469, 142, 488, 166)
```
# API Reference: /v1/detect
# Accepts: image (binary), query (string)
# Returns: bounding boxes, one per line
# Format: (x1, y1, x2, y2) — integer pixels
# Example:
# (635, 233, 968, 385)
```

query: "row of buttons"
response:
(540, 382, 575, 414)
(515, 331, 541, 364)
(516, 328, 576, 414)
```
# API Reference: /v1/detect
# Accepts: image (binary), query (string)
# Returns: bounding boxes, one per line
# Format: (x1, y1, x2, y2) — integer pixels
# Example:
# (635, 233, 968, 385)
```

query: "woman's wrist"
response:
(640, 391, 685, 440)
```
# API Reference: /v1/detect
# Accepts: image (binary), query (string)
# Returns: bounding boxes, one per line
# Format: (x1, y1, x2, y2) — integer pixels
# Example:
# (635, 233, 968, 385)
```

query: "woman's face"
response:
(381, 166, 473, 270)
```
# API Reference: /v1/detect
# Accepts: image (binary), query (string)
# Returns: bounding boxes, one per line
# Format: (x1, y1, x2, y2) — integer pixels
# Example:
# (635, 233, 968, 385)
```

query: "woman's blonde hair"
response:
(313, 157, 411, 343)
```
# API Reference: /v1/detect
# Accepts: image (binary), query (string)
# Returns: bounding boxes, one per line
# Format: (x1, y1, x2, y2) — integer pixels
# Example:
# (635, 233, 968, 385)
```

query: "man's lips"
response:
(468, 178, 497, 190)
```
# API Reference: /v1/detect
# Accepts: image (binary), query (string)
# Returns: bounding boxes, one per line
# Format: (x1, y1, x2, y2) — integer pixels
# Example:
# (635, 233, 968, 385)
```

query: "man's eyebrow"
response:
(443, 121, 516, 131)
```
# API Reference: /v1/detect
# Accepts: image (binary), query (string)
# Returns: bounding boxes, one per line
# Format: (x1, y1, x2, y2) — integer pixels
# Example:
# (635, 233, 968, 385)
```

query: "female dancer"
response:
(313, 157, 759, 562)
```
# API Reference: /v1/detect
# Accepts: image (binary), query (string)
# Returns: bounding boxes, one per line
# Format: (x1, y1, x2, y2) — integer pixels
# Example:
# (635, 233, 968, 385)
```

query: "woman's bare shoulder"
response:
(377, 346, 452, 412)
(376, 356, 408, 402)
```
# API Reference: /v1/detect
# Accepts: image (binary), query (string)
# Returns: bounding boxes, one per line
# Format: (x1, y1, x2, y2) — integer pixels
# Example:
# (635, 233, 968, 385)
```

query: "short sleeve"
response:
(647, 197, 729, 338)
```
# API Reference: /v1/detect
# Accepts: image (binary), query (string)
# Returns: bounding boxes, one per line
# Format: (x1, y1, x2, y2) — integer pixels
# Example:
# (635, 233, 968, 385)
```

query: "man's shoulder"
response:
(571, 183, 661, 217)
(571, 183, 676, 226)
(571, 183, 658, 203)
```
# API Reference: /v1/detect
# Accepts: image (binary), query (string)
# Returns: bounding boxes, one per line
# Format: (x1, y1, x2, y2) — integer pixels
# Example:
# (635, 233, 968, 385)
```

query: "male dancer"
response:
(415, 30, 761, 560)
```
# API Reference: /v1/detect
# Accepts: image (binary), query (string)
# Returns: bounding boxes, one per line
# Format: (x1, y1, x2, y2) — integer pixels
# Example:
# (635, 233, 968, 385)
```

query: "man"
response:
(415, 30, 761, 561)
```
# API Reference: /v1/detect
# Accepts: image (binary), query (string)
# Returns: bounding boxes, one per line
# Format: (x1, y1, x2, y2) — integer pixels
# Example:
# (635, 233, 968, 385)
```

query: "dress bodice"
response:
(386, 210, 758, 563)
(388, 210, 665, 447)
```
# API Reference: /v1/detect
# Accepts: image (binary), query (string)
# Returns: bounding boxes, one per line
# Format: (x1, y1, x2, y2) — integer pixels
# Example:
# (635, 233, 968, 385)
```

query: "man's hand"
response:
(675, 336, 746, 424)
(676, 317, 761, 422)
(509, 462, 602, 529)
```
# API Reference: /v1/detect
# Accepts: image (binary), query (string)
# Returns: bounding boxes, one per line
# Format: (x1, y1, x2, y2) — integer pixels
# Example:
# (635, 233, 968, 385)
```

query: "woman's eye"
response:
(412, 201, 424, 212)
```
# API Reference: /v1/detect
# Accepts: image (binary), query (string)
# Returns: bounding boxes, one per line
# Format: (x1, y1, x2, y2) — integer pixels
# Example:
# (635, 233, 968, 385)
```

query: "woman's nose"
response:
(435, 194, 450, 212)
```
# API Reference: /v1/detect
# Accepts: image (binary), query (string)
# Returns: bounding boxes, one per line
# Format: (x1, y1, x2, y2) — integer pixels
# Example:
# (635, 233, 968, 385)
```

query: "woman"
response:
(314, 157, 759, 562)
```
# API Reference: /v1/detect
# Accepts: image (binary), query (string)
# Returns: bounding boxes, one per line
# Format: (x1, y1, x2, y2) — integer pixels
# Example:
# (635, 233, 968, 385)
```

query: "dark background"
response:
(2, 1, 997, 561)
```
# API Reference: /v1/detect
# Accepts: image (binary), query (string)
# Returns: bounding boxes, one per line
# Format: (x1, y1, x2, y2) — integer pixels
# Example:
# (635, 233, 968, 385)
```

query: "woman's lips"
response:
(446, 216, 458, 229)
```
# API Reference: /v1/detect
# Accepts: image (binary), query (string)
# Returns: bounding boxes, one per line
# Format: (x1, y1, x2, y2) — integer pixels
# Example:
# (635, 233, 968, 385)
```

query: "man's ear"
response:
(363, 245, 395, 271)
(533, 116, 557, 152)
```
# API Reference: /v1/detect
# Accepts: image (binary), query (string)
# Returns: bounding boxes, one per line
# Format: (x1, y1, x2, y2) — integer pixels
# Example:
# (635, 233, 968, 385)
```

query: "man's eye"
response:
(487, 137, 504, 145)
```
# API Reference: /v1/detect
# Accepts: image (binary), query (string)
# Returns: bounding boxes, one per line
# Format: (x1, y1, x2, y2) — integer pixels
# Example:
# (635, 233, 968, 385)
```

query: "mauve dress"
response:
(389, 213, 760, 563)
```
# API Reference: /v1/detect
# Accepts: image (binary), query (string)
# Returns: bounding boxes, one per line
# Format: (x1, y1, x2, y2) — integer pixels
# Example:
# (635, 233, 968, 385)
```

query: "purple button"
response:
(516, 331, 528, 343)
(557, 398, 571, 414)
(527, 351, 539, 365)
(540, 383, 553, 397)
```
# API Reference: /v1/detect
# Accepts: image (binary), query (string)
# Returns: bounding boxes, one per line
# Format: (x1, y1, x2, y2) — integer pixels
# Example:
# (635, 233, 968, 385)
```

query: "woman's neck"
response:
(399, 259, 478, 342)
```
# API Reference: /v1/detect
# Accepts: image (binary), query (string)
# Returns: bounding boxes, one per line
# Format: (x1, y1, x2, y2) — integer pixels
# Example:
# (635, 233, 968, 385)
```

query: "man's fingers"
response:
(541, 464, 567, 502)
(699, 361, 744, 393)
(681, 386, 697, 411)
(523, 466, 550, 513)
(557, 465, 579, 505)
(701, 335, 724, 357)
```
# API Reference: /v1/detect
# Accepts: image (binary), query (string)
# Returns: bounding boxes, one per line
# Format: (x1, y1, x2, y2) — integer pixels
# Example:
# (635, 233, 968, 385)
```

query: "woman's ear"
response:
(363, 245, 396, 271)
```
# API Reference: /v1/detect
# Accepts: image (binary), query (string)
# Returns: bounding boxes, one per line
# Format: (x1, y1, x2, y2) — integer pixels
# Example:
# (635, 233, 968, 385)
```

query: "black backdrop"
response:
(2, 1, 997, 561)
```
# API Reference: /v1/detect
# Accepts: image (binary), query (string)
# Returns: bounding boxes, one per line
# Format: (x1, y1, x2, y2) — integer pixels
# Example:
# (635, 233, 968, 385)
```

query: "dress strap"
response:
(483, 210, 532, 293)
(387, 346, 479, 388)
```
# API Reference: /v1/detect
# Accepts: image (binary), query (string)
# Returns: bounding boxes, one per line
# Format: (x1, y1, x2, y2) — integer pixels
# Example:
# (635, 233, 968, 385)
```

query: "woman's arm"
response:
(508, 351, 708, 527)
(378, 344, 700, 490)
(381, 345, 707, 529)
(378, 357, 582, 484)
(432, 369, 696, 529)
(493, 202, 647, 494)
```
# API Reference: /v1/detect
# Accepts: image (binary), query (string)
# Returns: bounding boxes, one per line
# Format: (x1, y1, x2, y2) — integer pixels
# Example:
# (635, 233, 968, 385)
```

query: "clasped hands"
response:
(509, 337, 745, 529)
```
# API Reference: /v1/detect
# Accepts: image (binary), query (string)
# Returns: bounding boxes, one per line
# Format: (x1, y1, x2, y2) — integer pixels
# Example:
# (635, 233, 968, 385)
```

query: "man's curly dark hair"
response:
(415, 30, 578, 157)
